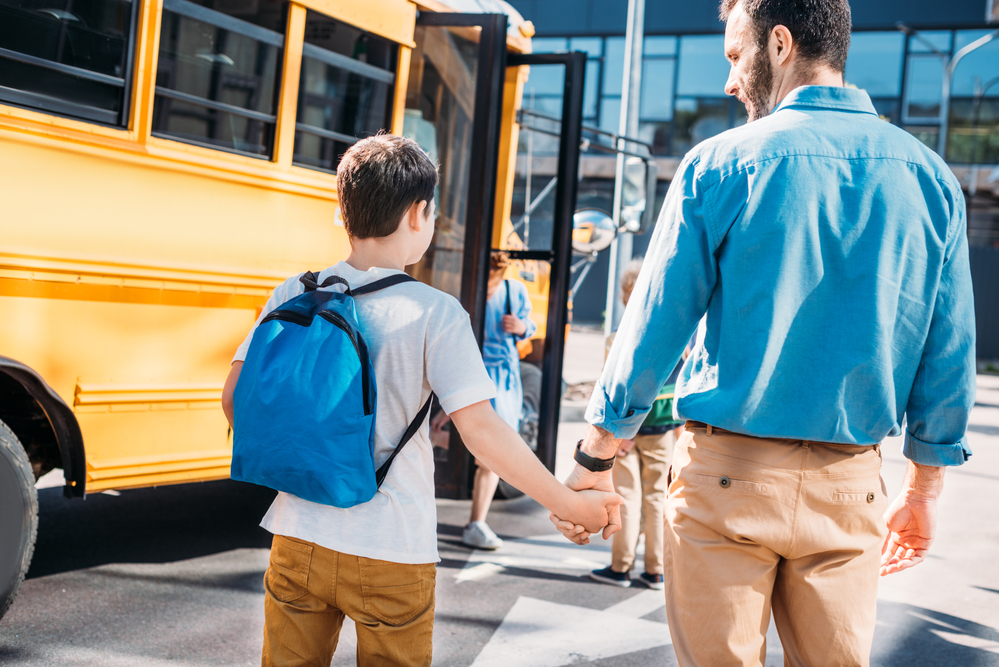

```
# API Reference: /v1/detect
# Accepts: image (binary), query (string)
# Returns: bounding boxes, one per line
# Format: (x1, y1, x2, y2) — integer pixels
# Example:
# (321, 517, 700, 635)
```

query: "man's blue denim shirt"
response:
(586, 86, 975, 466)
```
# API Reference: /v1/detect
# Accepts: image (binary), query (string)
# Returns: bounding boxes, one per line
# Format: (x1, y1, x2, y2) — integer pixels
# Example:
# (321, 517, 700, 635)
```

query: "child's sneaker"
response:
(588, 566, 632, 587)
(463, 521, 503, 550)
(636, 572, 664, 590)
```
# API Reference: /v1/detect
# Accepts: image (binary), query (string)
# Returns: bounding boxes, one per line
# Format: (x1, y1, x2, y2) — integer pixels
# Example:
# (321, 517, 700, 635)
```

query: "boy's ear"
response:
(408, 200, 429, 232)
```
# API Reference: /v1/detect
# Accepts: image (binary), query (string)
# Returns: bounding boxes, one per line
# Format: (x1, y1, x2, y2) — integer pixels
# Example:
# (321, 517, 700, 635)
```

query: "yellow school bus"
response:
(0, 0, 592, 618)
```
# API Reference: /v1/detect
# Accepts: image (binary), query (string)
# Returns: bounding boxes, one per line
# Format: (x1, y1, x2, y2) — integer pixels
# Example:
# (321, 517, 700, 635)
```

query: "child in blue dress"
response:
(433, 251, 537, 549)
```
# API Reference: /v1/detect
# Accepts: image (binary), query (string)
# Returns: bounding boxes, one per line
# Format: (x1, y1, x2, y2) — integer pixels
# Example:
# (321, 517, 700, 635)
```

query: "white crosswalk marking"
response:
(471, 596, 671, 666)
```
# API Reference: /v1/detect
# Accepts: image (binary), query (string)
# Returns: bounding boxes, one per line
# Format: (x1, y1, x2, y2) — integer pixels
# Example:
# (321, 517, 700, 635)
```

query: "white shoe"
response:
(462, 521, 503, 550)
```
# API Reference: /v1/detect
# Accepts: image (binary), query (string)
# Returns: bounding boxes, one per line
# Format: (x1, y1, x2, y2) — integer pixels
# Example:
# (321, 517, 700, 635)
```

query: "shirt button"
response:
(719, 476, 731, 488)
(867, 492, 875, 503)
(627, 409, 635, 417)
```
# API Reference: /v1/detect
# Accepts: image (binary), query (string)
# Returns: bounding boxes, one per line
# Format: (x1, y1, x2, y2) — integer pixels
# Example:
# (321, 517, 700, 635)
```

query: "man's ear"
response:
(769, 24, 794, 67)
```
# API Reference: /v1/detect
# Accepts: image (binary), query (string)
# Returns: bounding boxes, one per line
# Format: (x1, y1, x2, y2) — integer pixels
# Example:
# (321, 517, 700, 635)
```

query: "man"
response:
(553, 0, 976, 665)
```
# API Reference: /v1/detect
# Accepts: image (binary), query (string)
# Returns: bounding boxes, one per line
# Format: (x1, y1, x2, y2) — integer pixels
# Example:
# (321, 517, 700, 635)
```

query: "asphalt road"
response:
(1, 375, 998, 666)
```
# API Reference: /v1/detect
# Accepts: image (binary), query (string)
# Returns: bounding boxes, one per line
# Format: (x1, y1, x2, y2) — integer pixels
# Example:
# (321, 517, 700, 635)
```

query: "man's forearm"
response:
(903, 460, 945, 500)
(580, 424, 621, 460)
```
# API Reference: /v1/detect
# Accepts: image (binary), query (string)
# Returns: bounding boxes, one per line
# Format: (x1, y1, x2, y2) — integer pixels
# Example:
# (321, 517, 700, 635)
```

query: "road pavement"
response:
(1, 330, 997, 666)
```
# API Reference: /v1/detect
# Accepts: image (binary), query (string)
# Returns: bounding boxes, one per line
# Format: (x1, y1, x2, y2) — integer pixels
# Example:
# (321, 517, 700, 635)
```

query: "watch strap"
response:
(574, 440, 615, 472)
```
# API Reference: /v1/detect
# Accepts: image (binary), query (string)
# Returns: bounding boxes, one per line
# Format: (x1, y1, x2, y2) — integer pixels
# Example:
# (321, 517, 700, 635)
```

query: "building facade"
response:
(508, 0, 999, 357)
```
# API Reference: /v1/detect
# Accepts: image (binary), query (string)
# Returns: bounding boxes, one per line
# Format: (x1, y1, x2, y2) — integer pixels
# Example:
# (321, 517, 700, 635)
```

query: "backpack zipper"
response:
(262, 309, 312, 327)
(319, 311, 373, 416)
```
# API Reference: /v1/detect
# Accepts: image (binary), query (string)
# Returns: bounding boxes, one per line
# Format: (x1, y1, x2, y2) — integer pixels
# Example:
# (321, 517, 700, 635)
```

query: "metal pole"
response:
(937, 29, 999, 159)
(603, 0, 645, 338)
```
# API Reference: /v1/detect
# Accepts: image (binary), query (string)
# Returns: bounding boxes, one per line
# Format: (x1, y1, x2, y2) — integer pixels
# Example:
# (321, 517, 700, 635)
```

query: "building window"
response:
(292, 10, 396, 173)
(845, 32, 905, 99)
(638, 36, 676, 155)
(676, 35, 730, 98)
(152, 0, 287, 158)
(0, 0, 137, 126)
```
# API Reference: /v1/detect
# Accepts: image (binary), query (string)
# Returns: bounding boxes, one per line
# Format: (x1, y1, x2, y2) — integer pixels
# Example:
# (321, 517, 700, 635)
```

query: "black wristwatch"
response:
(574, 440, 615, 472)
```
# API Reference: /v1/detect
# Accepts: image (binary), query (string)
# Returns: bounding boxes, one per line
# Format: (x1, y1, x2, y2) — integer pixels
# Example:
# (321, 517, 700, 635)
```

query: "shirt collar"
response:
(772, 85, 878, 116)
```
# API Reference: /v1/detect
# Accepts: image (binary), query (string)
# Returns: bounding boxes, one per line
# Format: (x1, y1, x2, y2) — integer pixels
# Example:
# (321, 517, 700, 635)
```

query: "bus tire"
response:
(0, 420, 37, 621)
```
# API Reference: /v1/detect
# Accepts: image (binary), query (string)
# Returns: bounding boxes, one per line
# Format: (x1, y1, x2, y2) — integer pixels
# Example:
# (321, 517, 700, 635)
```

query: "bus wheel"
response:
(0, 420, 38, 621)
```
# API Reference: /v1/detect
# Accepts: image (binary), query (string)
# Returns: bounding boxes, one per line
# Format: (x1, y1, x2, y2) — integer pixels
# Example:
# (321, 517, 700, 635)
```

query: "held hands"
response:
(561, 487, 624, 537)
(501, 314, 527, 336)
(550, 463, 621, 545)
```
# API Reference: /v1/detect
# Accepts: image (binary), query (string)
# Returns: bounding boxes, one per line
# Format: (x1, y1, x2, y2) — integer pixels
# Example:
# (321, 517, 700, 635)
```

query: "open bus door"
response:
(402, 13, 585, 499)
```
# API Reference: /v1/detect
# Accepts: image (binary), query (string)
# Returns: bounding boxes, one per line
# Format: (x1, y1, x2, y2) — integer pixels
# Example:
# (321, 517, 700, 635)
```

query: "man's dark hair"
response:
(720, 0, 852, 73)
(336, 133, 438, 239)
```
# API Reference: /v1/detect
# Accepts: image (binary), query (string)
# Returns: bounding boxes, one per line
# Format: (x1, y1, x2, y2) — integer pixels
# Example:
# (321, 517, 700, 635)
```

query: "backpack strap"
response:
(374, 393, 435, 488)
(350, 273, 418, 297)
(300, 271, 349, 292)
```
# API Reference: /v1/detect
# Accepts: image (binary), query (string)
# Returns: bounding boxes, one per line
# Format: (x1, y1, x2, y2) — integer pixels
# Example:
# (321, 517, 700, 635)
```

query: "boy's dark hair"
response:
(336, 134, 438, 239)
(720, 0, 852, 73)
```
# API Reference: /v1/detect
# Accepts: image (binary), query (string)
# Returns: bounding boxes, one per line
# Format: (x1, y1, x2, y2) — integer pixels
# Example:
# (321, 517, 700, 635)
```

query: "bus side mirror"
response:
(572, 208, 617, 254)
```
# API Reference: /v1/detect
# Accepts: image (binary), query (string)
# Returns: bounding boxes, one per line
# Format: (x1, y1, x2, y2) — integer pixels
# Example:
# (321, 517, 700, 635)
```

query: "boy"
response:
(221, 134, 620, 667)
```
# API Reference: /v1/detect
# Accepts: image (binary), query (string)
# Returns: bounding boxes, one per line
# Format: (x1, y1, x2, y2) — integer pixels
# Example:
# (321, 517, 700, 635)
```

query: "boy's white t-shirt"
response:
(232, 261, 496, 564)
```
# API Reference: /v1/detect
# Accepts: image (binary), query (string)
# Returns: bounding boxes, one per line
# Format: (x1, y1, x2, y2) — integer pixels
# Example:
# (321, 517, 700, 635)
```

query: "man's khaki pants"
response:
(261, 535, 436, 667)
(665, 423, 888, 667)
(612, 430, 676, 574)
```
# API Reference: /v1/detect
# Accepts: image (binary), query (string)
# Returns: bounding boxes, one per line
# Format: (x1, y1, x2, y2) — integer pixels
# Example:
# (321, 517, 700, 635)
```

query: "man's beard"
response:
(744, 47, 775, 122)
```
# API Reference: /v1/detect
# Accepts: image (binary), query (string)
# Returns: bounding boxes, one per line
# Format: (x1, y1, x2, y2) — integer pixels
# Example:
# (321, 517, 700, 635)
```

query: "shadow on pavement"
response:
(28, 479, 276, 579)
(873, 601, 999, 666)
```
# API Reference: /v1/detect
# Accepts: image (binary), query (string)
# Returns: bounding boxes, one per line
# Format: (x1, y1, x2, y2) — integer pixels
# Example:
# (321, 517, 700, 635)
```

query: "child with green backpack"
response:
(589, 258, 686, 590)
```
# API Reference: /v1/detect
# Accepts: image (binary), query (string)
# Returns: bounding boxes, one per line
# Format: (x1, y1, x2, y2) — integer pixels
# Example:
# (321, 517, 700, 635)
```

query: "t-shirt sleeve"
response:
(426, 308, 496, 415)
(232, 274, 304, 364)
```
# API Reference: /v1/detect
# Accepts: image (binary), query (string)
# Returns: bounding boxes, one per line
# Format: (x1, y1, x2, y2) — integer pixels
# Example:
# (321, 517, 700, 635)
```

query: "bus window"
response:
(0, 0, 137, 126)
(404, 24, 480, 301)
(292, 10, 397, 173)
(152, 0, 287, 158)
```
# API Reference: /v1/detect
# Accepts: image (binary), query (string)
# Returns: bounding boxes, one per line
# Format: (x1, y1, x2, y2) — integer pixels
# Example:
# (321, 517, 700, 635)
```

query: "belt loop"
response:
(706, 424, 713, 436)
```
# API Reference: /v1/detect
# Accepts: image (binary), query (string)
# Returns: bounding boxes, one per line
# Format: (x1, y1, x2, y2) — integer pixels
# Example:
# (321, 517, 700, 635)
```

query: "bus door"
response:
(402, 12, 506, 498)
(499, 52, 586, 486)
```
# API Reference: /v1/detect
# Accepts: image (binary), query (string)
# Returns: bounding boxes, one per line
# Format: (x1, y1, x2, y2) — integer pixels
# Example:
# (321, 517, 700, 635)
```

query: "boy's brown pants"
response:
(261, 535, 436, 667)
(665, 423, 889, 667)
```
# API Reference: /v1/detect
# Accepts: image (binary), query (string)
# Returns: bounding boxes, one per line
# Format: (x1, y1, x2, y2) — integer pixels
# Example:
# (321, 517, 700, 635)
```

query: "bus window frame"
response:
(0, 0, 141, 128)
(0, 0, 421, 200)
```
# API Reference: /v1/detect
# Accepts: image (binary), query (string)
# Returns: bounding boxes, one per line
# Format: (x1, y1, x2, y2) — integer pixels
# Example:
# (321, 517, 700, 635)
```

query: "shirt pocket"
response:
(266, 536, 313, 603)
(359, 559, 435, 627)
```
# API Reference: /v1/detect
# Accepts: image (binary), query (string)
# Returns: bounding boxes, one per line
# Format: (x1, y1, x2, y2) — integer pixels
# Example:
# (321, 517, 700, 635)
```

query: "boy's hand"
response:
(561, 488, 623, 537)
(501, 314, 527, 335)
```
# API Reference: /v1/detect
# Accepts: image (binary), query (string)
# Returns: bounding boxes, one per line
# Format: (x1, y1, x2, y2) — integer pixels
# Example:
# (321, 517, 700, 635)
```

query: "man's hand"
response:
(549, 425, 622, 544)
(880, 461, 945, 576)
(501, 314, 527, 335)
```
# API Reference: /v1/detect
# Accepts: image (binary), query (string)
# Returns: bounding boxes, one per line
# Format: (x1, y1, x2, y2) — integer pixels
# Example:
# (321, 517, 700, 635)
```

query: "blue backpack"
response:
(231, 271, 434, 508)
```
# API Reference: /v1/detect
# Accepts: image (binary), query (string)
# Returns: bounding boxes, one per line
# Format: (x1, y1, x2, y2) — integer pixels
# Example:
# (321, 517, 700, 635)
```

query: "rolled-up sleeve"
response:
(903, 188, 975, 467)
(585, 157, 720, 439)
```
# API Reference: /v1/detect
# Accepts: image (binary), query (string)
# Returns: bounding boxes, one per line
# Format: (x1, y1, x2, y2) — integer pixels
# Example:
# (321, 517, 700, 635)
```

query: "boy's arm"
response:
(222, 361, 242, 428)
(449, 400, 622, 537)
